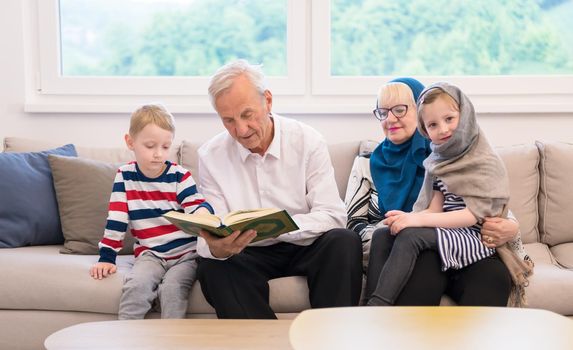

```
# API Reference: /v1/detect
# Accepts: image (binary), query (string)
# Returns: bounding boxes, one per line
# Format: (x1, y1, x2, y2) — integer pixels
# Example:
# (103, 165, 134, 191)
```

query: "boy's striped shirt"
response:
(98, 161, 212, 264)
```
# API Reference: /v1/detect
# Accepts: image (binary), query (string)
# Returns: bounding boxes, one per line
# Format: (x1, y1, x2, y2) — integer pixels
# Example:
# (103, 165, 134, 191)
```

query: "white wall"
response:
(2, 1, 572, 149)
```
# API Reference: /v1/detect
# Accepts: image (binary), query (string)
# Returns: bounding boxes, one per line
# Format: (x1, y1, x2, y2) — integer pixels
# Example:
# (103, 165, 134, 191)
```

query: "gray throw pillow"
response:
(0, 144, 77, 247)
(48, 155, 135, 255)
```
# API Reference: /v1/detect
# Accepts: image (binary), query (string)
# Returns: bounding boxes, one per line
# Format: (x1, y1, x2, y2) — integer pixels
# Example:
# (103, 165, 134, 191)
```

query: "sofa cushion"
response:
(0, 245, 310, 315)
(550, 243, 573, 269)
(523, 242, 573, 315)
(179, 140, 201, 183)
(3, 136, 179, 164)
(48, 155, 135, 255)
(496, 144, 540, 244)
(0, 144, 77, 248)
(268, 276, 311, 313)
(0, 245, 131, 314)
(536, 141, 573, 246)
(328, 141, 361, 199)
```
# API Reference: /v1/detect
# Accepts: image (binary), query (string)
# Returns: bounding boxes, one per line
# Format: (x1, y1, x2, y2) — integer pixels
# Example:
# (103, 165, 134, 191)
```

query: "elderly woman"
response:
(345, 77, 521, 306)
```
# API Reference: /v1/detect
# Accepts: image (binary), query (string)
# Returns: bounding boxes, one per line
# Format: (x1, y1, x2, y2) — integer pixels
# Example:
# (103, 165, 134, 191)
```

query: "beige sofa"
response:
(1, 136, 573, 350)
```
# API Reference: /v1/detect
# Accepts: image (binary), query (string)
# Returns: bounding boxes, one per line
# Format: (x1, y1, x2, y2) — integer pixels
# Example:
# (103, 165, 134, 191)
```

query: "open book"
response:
(164, 208, 299, 243)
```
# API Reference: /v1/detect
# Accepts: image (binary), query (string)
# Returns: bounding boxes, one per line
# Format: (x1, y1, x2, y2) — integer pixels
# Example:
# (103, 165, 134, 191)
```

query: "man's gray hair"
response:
(207, 59, 267, 109)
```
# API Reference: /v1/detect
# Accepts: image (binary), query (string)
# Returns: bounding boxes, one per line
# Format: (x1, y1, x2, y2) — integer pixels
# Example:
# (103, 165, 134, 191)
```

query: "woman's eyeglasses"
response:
(373, 104, 409, 121)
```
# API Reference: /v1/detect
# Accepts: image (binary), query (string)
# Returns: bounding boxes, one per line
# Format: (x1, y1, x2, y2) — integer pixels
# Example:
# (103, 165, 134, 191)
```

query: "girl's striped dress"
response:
(434, 178, 495, 271)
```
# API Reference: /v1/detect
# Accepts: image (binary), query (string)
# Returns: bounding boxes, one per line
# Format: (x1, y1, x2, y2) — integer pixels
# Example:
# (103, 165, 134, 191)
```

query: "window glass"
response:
(59, 0, 287, 76)
(331, 0, 573, 76)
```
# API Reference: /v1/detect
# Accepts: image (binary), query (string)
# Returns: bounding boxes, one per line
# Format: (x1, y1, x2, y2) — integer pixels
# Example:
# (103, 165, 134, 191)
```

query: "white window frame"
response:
(312, 0, 573, 113)
(25, 0, 573, 114)
(26, 0, 305, 113)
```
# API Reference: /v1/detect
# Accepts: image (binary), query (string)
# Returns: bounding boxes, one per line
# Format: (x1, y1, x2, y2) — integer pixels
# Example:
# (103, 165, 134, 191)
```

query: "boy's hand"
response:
(193, 207, 211, 215)
(90, 262, 117, 280)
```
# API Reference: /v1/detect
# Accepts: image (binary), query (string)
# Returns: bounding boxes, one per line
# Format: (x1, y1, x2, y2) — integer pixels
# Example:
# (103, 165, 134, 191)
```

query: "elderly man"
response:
(195, 60, 362, 319)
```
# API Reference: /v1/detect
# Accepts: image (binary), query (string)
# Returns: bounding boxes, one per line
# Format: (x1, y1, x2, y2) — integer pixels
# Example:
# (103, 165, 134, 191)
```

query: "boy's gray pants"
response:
(119, 252, 197, 319)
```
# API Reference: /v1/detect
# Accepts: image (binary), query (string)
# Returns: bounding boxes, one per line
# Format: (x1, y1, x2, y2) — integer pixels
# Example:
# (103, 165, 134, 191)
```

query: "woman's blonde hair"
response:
(129, 104, 175, 137)
(377, 82, 416, 108)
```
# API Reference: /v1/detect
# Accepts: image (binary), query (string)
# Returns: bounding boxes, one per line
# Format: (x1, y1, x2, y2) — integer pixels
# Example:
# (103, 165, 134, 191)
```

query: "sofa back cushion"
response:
(3, 137, 179, 163)
(0, 144, 77, 247)
(496, 144, 540, 244)
(179, 140, 201, 183)
(328, 141, 361, 199)
(536, 141, 573, 246)
(48, 155, 135, 255)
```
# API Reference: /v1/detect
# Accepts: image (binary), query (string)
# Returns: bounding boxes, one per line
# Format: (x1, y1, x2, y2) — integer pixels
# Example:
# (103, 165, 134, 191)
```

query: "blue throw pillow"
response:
(0, 144, 77, 247)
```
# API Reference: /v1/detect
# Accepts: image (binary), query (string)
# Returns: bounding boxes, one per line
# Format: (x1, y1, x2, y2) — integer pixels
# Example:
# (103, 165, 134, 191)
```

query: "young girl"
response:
(367, 82, 532, 307)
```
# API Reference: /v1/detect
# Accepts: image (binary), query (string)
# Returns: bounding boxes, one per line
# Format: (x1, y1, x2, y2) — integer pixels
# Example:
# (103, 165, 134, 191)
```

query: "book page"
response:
(164, 211, 222, 227)
(223, 208, 280, 226)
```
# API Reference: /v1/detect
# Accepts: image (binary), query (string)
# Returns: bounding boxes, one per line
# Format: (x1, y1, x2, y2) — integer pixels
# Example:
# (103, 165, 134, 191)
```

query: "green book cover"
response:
(163, 209, 299, 243)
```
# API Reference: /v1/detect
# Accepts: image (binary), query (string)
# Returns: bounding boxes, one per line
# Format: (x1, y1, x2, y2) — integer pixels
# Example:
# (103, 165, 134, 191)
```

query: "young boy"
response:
(90, 104, 213, 319)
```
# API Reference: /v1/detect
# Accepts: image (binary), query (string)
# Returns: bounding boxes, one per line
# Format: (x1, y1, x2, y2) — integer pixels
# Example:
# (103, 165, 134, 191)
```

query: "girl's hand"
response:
(385, 210, 405, 217)
(387, 212, 422, 235)
(90, 262, 117, 280)
(382, 210, 405, 226)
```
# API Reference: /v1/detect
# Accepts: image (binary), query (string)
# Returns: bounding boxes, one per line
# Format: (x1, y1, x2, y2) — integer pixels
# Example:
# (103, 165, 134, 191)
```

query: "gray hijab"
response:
(412, 82, 509, 222)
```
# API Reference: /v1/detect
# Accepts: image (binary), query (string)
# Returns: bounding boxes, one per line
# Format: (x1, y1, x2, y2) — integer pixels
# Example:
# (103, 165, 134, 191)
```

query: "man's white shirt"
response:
(196, 114, 347, 259)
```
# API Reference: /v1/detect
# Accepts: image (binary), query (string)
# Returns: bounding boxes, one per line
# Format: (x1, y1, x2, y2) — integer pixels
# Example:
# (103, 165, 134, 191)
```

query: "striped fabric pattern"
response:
(98, 161, 212, 264)
(433, 178, 495, 271)
(347, 178, 384, 238)
(345, 156, 384, 243)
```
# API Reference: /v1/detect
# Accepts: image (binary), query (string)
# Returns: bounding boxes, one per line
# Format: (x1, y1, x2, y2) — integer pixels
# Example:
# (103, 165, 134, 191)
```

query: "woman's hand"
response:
(481, 217, 519, 248)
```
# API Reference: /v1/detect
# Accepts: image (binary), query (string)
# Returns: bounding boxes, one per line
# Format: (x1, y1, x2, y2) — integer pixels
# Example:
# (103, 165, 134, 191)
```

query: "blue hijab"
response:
(370, 77, 431, 216)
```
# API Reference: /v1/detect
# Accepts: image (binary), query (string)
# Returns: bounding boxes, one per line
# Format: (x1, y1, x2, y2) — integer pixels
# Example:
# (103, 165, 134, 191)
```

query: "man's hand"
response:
(481, 217, 519, 248)
(90, 262, 117, 280)
(199, 229, 257, 258)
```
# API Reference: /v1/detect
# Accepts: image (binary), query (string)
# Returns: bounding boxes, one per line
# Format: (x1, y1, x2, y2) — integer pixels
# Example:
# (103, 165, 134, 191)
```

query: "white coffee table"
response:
(289, 306, 573, 349)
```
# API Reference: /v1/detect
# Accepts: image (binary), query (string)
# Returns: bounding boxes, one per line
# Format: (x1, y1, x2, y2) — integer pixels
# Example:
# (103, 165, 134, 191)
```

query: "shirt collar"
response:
(266, 114, 281, 159)
(236, 113, 282, 162)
